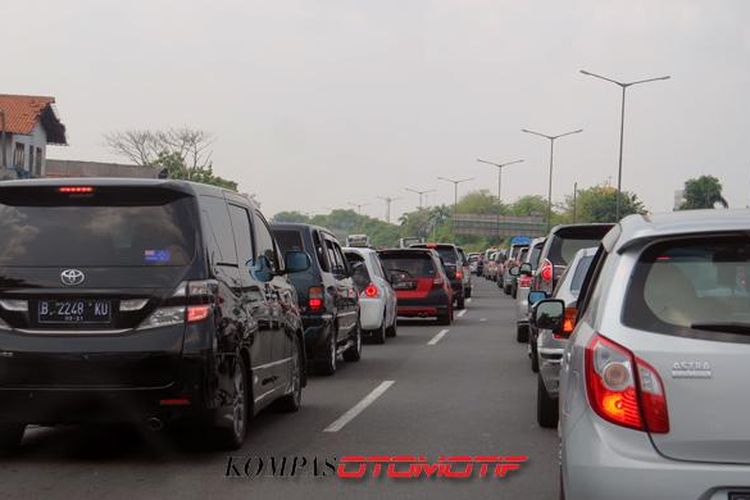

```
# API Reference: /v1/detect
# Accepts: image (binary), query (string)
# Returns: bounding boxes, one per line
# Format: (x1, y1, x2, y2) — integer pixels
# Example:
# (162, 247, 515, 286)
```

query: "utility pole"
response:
(476, 158, 524, 203)
(405, 188, 436, 210)
(437, 176, 474, 214)
(348, 202, 368, 215)
(573, 182, 578, 223)
(378, 196, 400, 223)
(580, 69, 670, 220)
(521, 128, 583, 232)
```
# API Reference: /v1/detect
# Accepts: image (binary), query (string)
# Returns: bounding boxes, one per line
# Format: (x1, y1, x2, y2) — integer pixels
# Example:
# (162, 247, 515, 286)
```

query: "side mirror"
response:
(284, 251, 311, 274)
(532, 299, 565, 335)
(248, 255, 274, 283)
(509, 265, 519, 277)
(519, 262, 533, 276)
(527, 290, 548, 306)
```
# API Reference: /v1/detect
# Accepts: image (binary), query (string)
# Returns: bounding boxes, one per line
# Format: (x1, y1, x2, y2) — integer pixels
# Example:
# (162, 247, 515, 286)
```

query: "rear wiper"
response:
(690, 322, 750, 335)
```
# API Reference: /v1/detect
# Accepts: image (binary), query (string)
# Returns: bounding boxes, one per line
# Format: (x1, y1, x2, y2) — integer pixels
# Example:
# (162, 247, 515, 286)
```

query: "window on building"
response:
(13, 143, 25, 170)
(35, 147, 42, 175)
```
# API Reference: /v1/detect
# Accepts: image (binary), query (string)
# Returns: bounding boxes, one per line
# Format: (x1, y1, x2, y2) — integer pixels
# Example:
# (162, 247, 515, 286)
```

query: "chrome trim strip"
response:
(252, 357, 292, 371)
(0, 300, 29, 312)
(253, 387, 281, 403)
(14, 328, 131, 335)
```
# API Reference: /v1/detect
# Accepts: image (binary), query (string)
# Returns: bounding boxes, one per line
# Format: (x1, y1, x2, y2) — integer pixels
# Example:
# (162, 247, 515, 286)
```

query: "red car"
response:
(378, 248, 453, 325)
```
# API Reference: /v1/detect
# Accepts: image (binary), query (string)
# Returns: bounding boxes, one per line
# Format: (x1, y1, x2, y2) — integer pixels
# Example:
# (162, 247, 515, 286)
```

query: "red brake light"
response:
(58, 186, 94, 193)
(308, 286, 324, 312)
(456, 270, 463, 280)
(585, 334, 669, 433)
(363, 283, 379, 298)
(187, 304, 211, 322)
(519, 275, 532, 288)
(540, 260, 553, 282)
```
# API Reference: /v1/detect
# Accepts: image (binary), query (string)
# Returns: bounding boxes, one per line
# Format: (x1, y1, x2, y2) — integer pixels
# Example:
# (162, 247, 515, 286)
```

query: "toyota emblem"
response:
(60, 269, 85, 286)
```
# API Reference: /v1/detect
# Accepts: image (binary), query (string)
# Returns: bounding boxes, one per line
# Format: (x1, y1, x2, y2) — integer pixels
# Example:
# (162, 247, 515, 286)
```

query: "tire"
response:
(531, 341, 539, 373)
(504, 284, 512, 295)
(371, 319, 386, 345)
(516, 323, 529, 343)
(275, 337, 303, 413)
(386, 314, 397, 337)
(455, 295, 465, 310)
(316, 328, 337, 376)
(0, 424, 25, 454)
(342, 322, 362, 362)
(465, 287, 472, 299)
(537, 374, 559, 428)
(437, 305, 452, 325)
(213, 355, 249, 450)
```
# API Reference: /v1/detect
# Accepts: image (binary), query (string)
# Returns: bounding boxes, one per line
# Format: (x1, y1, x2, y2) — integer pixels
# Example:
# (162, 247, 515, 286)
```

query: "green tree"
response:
(679, 175, 728, 210)
(454, 190, 505, 215)
(272, 211, 310, 223)
(509, 195, 548, 217)
(150, 151, 238, 191)
(562, 185, 646, 223)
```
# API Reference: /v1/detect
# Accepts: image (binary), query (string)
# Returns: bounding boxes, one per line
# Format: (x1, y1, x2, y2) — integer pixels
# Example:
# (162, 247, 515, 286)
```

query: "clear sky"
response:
(5, 0, 750, 220)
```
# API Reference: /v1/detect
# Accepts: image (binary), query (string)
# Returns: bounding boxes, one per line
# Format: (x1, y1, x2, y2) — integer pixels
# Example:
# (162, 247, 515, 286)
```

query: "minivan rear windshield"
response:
(380, 254, 436, 278)
(0, 186, 196, 267)
(624, 236, 750, 339)
(548, 226, 611, 266)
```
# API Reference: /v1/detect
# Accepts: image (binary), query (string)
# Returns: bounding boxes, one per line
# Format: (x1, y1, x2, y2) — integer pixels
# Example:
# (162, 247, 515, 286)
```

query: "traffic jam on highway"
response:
(0, 180, 748, 500)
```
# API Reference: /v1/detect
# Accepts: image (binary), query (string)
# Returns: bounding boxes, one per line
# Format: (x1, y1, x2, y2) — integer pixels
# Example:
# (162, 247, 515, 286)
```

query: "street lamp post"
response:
(476, 158, 524, 203)
(348, 202, 368, 215)
(579, 69, 670, 221)
(521, 128, 583, 231)
(405, 188, 436, 210)
(378, 196, 400, 223)
(437, 176, 474, 214)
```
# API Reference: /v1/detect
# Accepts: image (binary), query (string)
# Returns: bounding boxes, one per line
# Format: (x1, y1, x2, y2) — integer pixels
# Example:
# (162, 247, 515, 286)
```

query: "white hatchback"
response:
(343, 247, 399, 344)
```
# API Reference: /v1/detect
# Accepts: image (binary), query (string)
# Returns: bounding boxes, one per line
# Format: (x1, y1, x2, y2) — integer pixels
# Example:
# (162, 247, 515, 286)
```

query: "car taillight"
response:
(58, 186, 94, 193)
(363, 283, 379, 298)
(540, 260, 553, 282)
(519, 275, 532, 288)
(554, 307, 577, 339)
(308, 286, 324, 312)
(432, 277, 444, 288)
(138, 280, 215, 330)
(585, 334, 669, 433)
(456, 270, 463, 280)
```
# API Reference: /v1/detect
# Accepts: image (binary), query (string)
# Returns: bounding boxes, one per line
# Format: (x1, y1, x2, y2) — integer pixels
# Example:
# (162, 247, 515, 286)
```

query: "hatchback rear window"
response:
(624, 236, 750, 339)
(380, 254, 436, 278)
(344, 251, 371, 289)
(547, 226, 611, 266)
(0, 186, 196, 267)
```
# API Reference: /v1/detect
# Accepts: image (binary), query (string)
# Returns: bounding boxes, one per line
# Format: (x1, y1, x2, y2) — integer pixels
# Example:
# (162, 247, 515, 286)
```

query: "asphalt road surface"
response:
(0, 279, 558, 500)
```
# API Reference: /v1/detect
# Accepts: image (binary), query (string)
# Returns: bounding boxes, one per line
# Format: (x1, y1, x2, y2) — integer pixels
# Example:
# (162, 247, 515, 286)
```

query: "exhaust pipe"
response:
(147, 417, 164, 431)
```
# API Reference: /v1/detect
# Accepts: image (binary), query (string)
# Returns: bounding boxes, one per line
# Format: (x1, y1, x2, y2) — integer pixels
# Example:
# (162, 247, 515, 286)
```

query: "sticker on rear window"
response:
(144, 249, 171, 263)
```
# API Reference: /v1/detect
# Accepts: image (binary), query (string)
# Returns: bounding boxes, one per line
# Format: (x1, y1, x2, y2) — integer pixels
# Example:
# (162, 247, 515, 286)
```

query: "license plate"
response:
(37, 299, 112, 325)
(393, 281, 416, 290)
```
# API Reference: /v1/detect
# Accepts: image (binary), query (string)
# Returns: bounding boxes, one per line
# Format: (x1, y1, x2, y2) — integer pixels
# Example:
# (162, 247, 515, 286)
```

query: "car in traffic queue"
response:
(513, 237, 546, 342)
(530, 223, 613, 295)
(528, 246, 595, 428)
(271, 223, 362, 376)
(343, 247, 398, 344)
(378, 248, 454, 325)
(457, 247, 473, 299)
(502, 243, 529, 294)
(0, 179, 312, 451)
(541, 210, 750, 499)
(484, 251, 498, 281)
(467, 252, 483, 276)
(509, 246, 530, 299)
(410, 243, 466, 309)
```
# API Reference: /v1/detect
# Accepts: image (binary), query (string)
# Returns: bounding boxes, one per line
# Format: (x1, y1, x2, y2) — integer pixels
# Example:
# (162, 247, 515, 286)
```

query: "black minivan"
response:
(0, 179, 310, 451)
(271, 223, 362, 376)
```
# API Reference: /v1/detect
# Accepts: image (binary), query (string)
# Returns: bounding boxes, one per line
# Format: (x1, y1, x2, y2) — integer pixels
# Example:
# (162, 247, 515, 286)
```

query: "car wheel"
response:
(455, 295, 465, 310)
(343, 321, 362, 362)
(213, 355, 248, 450)
(504, 284, 512, 295)
(537, 374, 558, 428)
(465, 287, 472, 299)
(316, 328, 337, 376)
(372, 317, 386, 345)
(516, 323, 529, 343)
(386, 314, 397, 337)
(531, 342, 539, 373)
(275, 337, 303, 412)
(0, 424, 25, 453)
(437, 306, 451, 325)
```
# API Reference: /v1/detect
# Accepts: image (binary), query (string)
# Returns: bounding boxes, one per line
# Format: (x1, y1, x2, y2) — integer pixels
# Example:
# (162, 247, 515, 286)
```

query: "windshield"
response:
(570, 255, 595, 293)
(0, 188, 196, 267)
(624, 236, 750, 337)
(380, 254, 436, 278)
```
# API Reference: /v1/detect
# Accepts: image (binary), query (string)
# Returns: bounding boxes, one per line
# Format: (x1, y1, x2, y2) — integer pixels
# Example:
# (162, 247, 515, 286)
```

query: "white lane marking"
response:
(466, 298, 472, 303)
(456, 309, 467, 318)
(323, 380, 395, 433)
(427, 328, 450, 346)
(480, 318, 487, 322)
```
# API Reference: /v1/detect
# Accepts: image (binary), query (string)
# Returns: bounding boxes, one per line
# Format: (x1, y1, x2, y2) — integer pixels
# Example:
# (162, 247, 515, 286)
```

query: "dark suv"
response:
(0, 179, 310, 451)
(271, 223, 362, 376)
(410, 243, 466, 309)
(531, 223, 614, 295)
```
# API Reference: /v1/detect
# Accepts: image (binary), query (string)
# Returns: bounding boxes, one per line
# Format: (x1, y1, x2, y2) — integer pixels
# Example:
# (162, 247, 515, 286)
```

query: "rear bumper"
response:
(396, 292, 450, 318)
(359, 298, 385, 331)
(563, 412, 750, 500)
